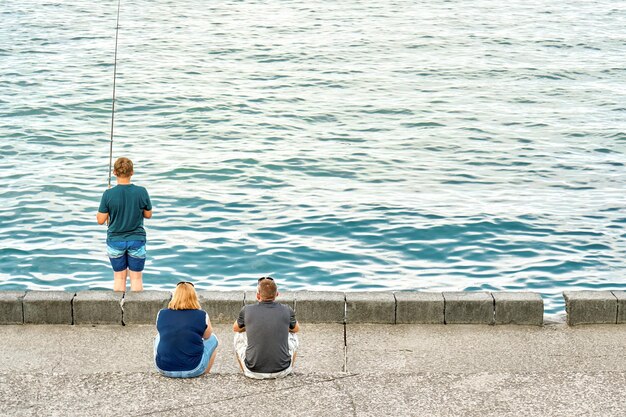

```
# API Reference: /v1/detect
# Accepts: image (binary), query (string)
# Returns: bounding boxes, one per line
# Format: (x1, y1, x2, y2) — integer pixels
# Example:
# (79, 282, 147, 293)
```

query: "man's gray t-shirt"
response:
(237, 301, 297, 373)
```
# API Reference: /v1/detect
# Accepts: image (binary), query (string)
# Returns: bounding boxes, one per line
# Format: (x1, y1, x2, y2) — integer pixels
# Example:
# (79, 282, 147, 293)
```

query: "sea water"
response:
(1, 0, 625, 314)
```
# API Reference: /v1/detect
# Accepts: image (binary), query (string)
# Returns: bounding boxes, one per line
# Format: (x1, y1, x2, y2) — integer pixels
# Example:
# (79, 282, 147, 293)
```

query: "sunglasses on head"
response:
(258, 276, 274, 283)
(177, 281, 194, 287)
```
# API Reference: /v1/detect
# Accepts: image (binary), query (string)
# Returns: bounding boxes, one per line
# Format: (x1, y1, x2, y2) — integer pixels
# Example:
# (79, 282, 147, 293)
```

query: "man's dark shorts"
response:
(106, 240, 146, 272)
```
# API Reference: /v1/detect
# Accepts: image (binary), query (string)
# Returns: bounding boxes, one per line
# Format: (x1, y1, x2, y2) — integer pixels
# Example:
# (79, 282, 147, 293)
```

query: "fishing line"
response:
(108, 0, 122, 187)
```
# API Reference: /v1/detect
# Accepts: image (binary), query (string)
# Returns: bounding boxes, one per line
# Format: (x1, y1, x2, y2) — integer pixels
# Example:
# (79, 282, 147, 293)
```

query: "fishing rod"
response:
(108, 0, 122, 187)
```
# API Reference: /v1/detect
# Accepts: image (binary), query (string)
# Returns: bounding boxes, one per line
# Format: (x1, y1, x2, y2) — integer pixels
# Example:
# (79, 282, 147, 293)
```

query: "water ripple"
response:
(1, 0, 625, 314)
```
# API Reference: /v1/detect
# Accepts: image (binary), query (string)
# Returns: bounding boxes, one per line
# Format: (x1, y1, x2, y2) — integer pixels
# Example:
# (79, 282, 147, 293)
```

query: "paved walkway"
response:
(1, 323, 625, 416)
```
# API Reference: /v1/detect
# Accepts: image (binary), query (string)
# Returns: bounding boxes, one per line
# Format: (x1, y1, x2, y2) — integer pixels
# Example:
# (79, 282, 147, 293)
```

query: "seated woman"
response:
(154, 282, 218, 377)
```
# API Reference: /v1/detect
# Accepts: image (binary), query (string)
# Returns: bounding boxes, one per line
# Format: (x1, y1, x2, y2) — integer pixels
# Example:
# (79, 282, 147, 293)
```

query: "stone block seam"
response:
(393, 293, 397, 324)
(612, 291, 619, 324)
(120, 292, 126, 326)
(343, 294, 348, 372)
(489, 292, 496, 324)
(441, 292, 452, 325)
(609, 291, 617, 325)
(70, 295, 75, 326)
(609, 290, 626, 324)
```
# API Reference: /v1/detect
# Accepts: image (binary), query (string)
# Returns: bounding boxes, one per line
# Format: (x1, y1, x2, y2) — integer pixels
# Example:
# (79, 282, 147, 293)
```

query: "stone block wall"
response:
(1, 289, 625, 326)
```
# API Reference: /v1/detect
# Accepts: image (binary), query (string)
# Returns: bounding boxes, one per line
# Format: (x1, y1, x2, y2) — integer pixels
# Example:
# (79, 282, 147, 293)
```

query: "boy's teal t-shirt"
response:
(98, 184, 152, 242)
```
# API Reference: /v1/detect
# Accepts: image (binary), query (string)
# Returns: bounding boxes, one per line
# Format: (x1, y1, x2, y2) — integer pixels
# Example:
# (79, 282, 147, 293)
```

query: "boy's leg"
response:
(129, 271, 143, 291)
(113, 269, 128, 292)
(127, 241, 146, 291)
(107, 241, 129, 292)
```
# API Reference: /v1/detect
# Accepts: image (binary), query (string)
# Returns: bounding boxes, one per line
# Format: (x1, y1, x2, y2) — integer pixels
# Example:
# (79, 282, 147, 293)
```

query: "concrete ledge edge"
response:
(2, 290, 625, 326)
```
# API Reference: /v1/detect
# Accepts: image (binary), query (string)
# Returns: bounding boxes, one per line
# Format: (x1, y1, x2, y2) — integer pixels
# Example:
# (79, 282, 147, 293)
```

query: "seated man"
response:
(233, 277, 299, 379)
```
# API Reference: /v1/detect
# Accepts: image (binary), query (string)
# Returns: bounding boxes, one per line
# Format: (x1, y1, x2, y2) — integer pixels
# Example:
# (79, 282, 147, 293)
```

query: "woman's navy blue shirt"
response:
(156, 309, 207, 371)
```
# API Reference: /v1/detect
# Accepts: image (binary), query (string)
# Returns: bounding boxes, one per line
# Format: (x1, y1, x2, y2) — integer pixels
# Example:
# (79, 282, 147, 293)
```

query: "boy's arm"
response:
(143, 188, 153, 219)
(97, 190, 109, 225)
(96, 212, 109, 225)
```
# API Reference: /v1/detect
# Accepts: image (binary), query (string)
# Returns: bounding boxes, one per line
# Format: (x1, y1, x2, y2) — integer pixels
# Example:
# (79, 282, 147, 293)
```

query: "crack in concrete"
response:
(333, 378, 357, 417)
(70, 295, 75, 326)
(611, 291, 619, 324)
(131, 373, 358, 417)
(49, 356, 63, 374)
(342, 293, 349, 373)
(491, 292, 496, 325)
(393, 292, 398, 324)
(442, 292, 447, 324)
(120, 292, 126, 326)
(343, 321, 348, 373)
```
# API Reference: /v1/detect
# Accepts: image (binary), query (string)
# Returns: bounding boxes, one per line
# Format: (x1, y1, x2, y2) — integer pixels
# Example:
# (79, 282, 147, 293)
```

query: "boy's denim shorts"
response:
(106, 240, 146, 272)
(154, 334, 219, 378)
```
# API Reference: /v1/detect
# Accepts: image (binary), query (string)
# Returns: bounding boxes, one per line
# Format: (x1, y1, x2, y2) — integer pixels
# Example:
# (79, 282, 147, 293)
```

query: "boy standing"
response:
(97, 157, 152, 291)
(233, 277, 300, 379)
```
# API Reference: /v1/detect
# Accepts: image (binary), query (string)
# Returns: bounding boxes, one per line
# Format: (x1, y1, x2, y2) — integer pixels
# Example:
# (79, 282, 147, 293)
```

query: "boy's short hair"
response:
(258, 278, 277, 300)
(114, 157, 134, 177)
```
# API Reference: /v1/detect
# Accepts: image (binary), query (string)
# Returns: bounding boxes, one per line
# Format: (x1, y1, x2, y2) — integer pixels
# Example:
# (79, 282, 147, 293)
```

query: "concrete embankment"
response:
(1, 290, 625, 416)
(1, 323, 626, 416)
(1, 290, 625, 326)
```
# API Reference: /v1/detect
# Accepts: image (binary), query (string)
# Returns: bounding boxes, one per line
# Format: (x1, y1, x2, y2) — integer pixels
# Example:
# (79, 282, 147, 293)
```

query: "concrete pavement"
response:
(1, 323, 625, 416)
